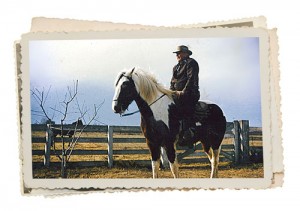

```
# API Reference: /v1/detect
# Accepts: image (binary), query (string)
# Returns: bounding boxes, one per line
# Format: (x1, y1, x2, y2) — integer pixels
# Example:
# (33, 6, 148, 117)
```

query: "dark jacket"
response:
(170, 57, 200, 102)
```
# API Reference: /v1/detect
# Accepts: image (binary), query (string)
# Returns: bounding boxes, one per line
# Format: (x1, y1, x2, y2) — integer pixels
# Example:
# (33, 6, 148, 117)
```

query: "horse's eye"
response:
(121, 81, 132, 89)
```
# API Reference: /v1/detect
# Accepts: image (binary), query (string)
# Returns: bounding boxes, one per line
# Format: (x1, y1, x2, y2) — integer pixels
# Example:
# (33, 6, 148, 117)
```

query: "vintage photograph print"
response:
(20, 28, 273, 190)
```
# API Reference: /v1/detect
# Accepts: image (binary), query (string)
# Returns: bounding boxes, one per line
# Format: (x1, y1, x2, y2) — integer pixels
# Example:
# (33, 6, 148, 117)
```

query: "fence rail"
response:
(31, 120, 262, 168)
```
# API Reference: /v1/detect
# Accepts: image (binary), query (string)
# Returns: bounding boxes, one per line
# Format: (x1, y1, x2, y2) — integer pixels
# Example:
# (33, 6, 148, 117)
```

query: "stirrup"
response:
(178, 128, 195, 149)
(183, 128, 195, 140)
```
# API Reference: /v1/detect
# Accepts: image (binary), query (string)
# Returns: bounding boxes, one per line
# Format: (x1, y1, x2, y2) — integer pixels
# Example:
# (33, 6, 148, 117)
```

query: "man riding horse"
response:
(170, 45, 200, 147)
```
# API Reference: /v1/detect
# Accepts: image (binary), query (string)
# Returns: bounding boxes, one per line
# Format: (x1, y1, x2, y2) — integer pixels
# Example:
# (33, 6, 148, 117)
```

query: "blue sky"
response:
(29, 37, 262, 126)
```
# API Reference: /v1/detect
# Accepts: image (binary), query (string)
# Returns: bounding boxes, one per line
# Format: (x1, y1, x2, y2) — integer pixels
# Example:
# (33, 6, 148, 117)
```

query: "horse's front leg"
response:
(160, 147, 170, 169)
(165, 143, 179, 178)
(169, 158, 179, 178)
(151, 160, 160, 179)
(148, 143, 161, 179)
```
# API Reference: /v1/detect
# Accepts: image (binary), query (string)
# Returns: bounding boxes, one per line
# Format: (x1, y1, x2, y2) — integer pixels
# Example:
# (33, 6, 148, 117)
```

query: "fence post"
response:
(107, 125, 113, 168)
(44, 124, 53, 167)
(240, 120, 250, 163)
(233, 120, 241, 164)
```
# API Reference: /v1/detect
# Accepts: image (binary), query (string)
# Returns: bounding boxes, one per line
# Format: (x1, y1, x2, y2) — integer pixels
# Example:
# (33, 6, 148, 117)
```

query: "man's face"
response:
(176, 51, 188, 61)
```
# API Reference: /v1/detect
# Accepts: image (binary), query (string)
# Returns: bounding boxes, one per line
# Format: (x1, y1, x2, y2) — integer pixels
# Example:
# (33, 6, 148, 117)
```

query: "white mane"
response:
(127, 68, 174, 104)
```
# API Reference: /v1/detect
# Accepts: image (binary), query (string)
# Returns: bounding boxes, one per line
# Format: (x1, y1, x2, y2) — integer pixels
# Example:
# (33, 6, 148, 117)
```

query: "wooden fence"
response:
(31, 120, 262, 168)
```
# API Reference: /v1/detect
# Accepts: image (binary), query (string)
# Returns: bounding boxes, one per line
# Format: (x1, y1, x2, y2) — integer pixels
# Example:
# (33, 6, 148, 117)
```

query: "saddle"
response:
(177, 101, 210, 148)
(193, 101, 211, 125)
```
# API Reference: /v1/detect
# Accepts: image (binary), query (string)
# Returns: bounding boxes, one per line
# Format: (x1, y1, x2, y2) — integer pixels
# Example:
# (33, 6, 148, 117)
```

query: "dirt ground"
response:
(32, 162, 263, 179)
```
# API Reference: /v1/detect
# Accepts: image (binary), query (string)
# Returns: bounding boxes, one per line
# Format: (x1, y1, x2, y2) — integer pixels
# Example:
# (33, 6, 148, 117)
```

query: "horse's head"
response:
(112, 68, 138, 114)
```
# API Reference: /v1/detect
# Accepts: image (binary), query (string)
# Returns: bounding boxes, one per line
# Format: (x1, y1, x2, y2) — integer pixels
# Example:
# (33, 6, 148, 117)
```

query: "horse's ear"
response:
(130, 67, 135, 75)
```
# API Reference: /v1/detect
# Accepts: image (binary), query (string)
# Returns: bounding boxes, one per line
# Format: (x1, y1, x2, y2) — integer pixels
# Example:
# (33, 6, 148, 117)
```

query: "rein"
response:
(121, 93, 166, 117)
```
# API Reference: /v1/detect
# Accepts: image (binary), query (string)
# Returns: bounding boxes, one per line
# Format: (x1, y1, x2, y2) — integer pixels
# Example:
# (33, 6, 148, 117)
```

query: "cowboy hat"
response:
(173, 45, 192, 55)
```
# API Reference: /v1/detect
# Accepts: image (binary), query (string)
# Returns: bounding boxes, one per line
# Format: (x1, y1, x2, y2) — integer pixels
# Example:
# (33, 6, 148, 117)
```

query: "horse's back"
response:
(195, 100, 226, 124)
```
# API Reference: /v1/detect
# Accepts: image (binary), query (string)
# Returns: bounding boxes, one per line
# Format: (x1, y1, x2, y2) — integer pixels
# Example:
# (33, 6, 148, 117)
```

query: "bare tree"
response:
(31, 80, 102, 178)
(31, 86, 53, 122)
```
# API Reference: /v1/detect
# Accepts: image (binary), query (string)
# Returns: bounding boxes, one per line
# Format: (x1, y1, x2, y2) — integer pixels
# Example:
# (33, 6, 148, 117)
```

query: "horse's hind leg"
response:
(205, 147, 220, 178)
(211, 148, 220, 178)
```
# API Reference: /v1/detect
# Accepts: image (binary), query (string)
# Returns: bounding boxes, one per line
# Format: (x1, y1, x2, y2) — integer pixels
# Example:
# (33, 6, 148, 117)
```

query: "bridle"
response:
(121, 93, 166, 117)
(113, 74, 166, 117)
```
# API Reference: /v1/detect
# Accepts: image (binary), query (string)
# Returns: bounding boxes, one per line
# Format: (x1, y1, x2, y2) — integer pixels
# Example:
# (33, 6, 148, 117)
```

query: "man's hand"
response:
(175, 91, 183, 97)
(172, 91, 183, 102)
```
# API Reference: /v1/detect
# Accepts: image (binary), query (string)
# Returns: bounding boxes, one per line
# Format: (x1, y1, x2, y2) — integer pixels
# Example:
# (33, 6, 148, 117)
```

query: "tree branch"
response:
(61, 80, 78, 122)
(66, 101, 103, 160)
(31, 88, 52, 122)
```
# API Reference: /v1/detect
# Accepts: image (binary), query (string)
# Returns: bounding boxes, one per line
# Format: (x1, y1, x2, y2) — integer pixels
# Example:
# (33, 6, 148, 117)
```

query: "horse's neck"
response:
(136, 90, 172, 128)
(134, 93, 155, 119)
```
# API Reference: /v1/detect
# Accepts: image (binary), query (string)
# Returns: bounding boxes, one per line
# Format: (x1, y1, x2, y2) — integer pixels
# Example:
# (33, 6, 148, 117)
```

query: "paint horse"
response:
(112, 68, 226, 178)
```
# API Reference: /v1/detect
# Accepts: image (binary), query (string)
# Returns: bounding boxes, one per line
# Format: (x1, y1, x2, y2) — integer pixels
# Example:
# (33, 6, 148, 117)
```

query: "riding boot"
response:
(179, 118, 195, 148)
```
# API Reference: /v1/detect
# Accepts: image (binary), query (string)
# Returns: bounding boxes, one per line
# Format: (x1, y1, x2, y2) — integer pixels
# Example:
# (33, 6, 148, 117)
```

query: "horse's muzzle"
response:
(113, 105, 121, 113)
(112, 100, 123, 114)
